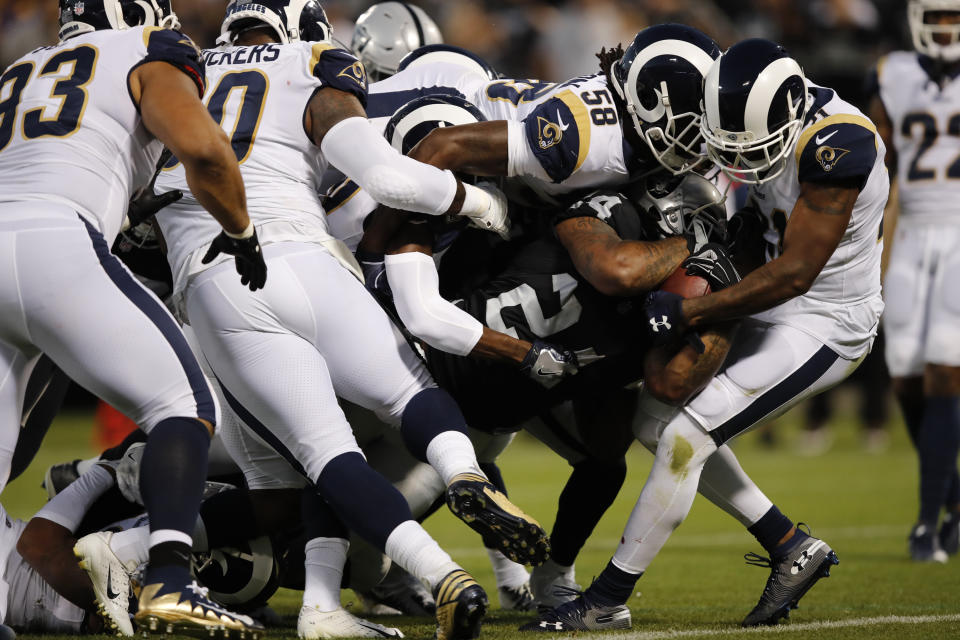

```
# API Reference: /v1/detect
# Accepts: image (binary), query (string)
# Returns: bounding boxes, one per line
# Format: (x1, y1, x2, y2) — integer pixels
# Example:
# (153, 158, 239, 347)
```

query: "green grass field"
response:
(5, 400, 959, 640)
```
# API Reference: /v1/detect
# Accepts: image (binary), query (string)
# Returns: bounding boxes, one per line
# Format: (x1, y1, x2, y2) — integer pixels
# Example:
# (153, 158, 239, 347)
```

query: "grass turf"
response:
(4, 401, 959, 640)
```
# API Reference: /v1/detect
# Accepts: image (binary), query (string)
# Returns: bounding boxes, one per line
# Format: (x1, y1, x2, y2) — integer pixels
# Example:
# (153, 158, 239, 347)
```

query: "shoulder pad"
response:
(523, 90, 591, 183)
(309, 43, 368, 107)
(795, 115, 878, 188)
(140, 27, 205, 95)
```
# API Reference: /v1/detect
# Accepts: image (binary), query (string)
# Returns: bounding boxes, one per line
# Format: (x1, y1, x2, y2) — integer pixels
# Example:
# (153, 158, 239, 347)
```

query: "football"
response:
(659, 265, 711, 299)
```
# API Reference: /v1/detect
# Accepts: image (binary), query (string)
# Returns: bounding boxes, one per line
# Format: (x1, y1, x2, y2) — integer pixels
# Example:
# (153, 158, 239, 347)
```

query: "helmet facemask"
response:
(909, 0, 960, 62)
(59, 0, 179, 41)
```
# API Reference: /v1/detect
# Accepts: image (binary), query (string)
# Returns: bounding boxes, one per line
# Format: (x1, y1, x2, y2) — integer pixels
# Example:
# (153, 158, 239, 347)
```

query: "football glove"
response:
(202, 226, 268, 291)
(115, 442, 146, 505)
(642, 291, 704, 353)
(727, 204, 767, 258)
(520, 340, 579, 388)
(683, 243, 741, 291)
(121, 187, 183, 232)
(461, 181, 511, 240)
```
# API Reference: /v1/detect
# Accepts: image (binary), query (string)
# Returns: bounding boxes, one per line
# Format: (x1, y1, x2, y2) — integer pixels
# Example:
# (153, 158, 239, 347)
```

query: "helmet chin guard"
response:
(909, 0, 960, 62)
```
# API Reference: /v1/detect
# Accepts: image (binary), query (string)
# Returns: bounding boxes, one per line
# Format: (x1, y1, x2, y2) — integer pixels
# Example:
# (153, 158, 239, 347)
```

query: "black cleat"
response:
(909, 523, 948, 563)
(741, 531, 839, 627)
(519, 588, 631, 632)
(433, 569, 488, 640)
(446, 473, 550, 566)
(938, 513, 959, 556)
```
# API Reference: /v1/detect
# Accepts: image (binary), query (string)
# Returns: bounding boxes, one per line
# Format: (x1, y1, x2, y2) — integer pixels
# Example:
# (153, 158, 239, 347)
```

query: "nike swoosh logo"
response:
(815, 130, 838, 145)
(556, 110, 570, 131)
(106, 566, 120, 600)
(357, 622, 400, 637)
(537, 367, 561, 376)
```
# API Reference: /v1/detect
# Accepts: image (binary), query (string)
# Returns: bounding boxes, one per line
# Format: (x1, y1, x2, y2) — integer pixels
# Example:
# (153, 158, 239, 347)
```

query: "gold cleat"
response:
(433, 569, 487, 640)
(133, 580, 265, 639)
(445, 472, 551, 566)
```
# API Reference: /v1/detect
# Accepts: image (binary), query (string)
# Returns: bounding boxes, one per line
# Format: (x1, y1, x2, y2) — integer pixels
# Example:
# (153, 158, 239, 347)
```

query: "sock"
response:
(316, 452, 412, 551)
(899, 389, 925, 447)
(384, 520, 459, 589)
(425, 431, 483, 486)
(140, 417, 210, 582)
(946, 471, 960, 510)
(747, 505, 796, 555)
(535, 557, 574, 583)
(401, 388, 471, 462)
(586, 561, 641, 606)
(302, 490, 349, 540)
(486, 548, 529, 589)
(550, 458, 626, 566)
(303, 537, 349, 612)
(199, 488, 259, 548)
(918, 397, 960, 526)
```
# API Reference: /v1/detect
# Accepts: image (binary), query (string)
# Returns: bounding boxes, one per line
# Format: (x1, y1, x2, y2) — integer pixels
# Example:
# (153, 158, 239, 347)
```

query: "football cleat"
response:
(433, 569, 488, 640)
(133, 579, 264, 639)
(529, 561, 580, 611)
(43, 459, 81, 499)
(445, 473, 550, 566)
(498, 583, 536, 611)
(519, 589, 631, 632)
(74, 531, 136, 636)
(357, 565, 436, 616)
(741, 530, 839, 626)
(938, 512, 960, 556)
(909, 523, 948, 563)
(298, 606, 403, 639)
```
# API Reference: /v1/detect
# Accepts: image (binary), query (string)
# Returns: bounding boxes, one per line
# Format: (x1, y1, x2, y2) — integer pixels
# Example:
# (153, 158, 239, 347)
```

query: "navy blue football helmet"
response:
(701, 39, 807, 184)
(397, 44, 499, 80)
(58, 0, 178, 41)
(219, 0, 332, 45)
(384, 94, 487, 155)
(609, 24, 720, 175)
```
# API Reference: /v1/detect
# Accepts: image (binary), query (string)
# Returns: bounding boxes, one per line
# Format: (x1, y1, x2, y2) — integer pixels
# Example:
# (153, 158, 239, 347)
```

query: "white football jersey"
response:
(878, 51, 960, 225)
(747, 82, 887, 359)
(156, 41, 369, 293)
(0, 26, 204, 245)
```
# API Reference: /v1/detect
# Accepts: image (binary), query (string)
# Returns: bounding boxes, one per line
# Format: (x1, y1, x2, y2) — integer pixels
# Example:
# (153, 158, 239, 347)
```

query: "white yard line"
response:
(571, 614, 960, 640)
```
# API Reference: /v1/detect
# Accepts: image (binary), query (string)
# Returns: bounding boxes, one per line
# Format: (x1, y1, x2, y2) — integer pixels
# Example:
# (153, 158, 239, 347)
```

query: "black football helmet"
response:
(219, 0, 331, 45)
(397, 44, 499, 80)
(609, 24, 720, 175)
(58, 0, 178, 41)
(701, 39, 807, 185)
(384, 94, 487, 155)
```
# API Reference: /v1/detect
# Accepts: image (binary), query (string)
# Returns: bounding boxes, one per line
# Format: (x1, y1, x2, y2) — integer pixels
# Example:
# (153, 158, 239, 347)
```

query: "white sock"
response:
(534, 557, 574, 582)
(303, 537, 349, 612)
(108, 526, 150, 570)
(612, 412, 717, 574)
(425, 431, 483, 486)
(385, 520, 459, 589)
(486, 548, 529, 589)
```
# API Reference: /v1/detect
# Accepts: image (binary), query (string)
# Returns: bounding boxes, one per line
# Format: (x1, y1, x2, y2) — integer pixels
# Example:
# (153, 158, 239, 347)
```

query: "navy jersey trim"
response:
(795, 114, 878, 188)
(366, 86, 466, 119)
(81, 216, 216, 424)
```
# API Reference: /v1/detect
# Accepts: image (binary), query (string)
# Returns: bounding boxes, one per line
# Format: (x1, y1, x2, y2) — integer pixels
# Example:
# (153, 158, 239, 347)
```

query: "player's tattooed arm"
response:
(305, 86, 367, 145)
(555, 216, 688, 296)
(408, 121, 509, 176)
(644, 323, 736, 405)
(683, 179, 858, 328)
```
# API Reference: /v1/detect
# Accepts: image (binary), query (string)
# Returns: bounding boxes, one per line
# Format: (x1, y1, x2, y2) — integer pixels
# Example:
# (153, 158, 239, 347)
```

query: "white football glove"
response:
(116, 442, 146, 505)
(460, 181, 511, 240)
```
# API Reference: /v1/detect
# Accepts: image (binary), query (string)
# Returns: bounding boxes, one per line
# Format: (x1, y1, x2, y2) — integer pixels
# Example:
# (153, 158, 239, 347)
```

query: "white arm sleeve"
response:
(321, 117, 458, 216)
(507, 120, 551, 181)
(385, 251, 484, 357)
(33, 465, 113, 532)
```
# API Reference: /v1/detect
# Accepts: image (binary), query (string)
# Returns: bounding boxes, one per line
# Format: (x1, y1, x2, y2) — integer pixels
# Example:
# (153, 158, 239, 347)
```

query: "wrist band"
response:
(461, 183, 491, 217)
(225, 221, 254, 240)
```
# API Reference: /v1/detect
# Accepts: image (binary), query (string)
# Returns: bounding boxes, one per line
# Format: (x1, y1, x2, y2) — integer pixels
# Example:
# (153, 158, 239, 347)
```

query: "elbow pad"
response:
(321, 117, 458, 216)
(385, 252, 483, 356)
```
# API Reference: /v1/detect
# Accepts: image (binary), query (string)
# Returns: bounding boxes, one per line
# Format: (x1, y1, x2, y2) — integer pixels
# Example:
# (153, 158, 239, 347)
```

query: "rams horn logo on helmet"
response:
(815, 145, 849, 172)
(537, 116, 563, 150)
(337, 62, 368, 87)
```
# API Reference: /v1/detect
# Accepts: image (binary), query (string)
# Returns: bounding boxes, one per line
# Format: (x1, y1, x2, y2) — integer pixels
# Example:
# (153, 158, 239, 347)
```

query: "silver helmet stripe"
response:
(743, 57, 805, 139)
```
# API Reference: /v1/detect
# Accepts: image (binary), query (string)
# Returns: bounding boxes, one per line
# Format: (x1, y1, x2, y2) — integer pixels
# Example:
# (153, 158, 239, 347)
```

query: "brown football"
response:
(659, 266, 711, 299)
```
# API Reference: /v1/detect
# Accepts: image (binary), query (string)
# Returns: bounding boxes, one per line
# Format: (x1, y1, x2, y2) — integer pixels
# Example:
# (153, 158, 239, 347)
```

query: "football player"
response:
(152, 2, 546, 639)
(870, 0, 960, 562)
(351, 2, 443, 82)
(0, 0, 266, 635)
(527, 39, 888, 630)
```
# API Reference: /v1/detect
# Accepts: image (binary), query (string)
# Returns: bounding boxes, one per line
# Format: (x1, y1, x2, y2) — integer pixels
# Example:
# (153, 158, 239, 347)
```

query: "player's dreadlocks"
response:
(596, 44, 625, 82)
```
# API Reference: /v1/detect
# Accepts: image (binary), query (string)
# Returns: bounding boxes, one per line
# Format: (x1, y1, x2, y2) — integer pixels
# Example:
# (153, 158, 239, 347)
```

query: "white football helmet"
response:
(909, 0, 960, 62)
(218, 0, 332, 45)
(351, 2, 443, 81)
(701, 39, 807, 185)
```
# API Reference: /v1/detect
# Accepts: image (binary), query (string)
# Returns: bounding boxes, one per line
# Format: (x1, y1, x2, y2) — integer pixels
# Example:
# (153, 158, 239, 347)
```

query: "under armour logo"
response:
(539, 622, 564, 630)
(649, 316, 672, 332)
(791, 550, 811, 574)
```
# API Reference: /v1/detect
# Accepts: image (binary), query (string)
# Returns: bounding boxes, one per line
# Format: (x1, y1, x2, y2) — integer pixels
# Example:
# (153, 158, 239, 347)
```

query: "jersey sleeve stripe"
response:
(324, 179, 361, 214)
(555, 89, 591, 173)
(309, 42, 336, 75)
(794, 113, 878, 167)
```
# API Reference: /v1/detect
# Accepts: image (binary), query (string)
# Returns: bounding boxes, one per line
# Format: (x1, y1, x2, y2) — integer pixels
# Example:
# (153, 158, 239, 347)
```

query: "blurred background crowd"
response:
(0, 0, 907, 453)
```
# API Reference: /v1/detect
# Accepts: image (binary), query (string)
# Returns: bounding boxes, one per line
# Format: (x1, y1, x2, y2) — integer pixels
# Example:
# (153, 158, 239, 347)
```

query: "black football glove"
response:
(642, 291, 704, 353)
(727, 204, 767, 258)
(520, 340, 579, 388)
(683, 243, 741, 291)
(201, 227, 268, 291)
(122, 188, 183, 232)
